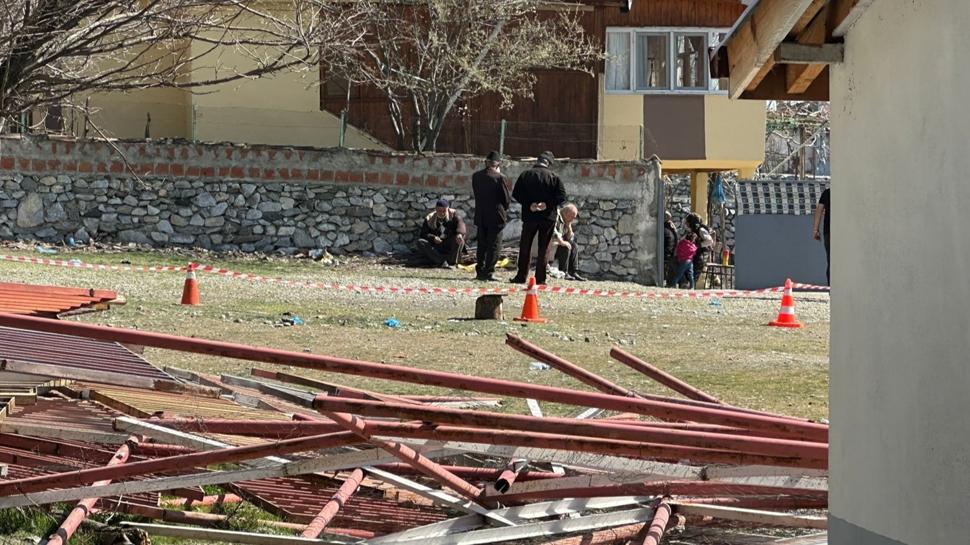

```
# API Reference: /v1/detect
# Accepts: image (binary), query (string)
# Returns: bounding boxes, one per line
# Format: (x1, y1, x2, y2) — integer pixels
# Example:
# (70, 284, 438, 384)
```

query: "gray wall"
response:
(830, 2, 970, 545)
(734, 215, 827, 290)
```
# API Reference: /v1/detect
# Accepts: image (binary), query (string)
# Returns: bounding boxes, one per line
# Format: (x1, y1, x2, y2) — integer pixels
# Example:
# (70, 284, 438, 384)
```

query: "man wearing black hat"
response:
(416, 199, 466, 268)
(471, 151, 511, 281)
(510, 151, 567, 285)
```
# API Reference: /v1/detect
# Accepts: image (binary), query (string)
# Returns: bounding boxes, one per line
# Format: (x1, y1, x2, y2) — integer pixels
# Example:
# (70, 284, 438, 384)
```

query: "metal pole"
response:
(338, 110, 347, 148)
(0, 431, 357, 497)
(506, 334, 638, 398)
(637, 500, 672, 545)
(610, 347, 722, 404)
(0, 313, 828, 442)
(655, 168, 665, 286)
(301, 468, 365, 538)
(44, 436, 140, 545)
(499, 119, 507, 157)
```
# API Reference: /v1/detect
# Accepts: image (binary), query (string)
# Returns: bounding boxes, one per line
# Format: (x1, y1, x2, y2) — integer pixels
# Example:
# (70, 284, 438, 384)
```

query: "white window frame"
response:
(604, 27, 729, 96)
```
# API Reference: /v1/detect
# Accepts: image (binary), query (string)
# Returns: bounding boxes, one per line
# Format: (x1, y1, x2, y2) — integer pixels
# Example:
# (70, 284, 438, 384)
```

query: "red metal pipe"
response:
(677, 495, 829, 509)
(310, 397, 828, 462)
(159, 494, 244, 508)
(636, 500, 672, 545)
(320, 410, 487, 504)
(0, 431, 358, 497)
(45, 436, 139, 545)
(0, 313, 827, 441)
(374, 463, 562, 482)
(358, 421, 826, 469)
(493, 460, 525, 494)
(505, 334, 638, 397)
(301, 468, 365, 538)
(610, 347, 723, 404)
(251, 368, 420, 405)
(493, 481, 828, 504)
(510, 334, 811, 425)
(134, 443, 197, 457)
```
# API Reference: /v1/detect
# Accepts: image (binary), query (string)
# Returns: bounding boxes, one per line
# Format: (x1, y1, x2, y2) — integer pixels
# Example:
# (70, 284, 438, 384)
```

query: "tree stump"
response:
(475, 294, 504, 320)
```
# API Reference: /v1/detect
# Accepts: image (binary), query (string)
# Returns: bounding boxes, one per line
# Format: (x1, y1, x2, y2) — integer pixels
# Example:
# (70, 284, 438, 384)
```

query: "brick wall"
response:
(0, 135, 660, 283)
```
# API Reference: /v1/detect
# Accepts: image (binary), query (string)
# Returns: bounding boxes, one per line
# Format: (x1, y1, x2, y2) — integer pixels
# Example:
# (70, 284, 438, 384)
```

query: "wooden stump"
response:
(475, 294, 505, 320)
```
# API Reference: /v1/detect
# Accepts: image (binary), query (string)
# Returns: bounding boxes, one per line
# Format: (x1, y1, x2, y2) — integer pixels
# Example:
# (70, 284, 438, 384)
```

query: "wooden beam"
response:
(740, 66, 831, 101)
(774, 43, 844, 64)
(120, 522, 358, 545)
(727, 0, 818, 98)
(830, 0, 874, 37)
(0, 421, 129, 444)
(785, 4, 831, 93)
(671, 503, 827, 529)
(746, 0, 826, 92)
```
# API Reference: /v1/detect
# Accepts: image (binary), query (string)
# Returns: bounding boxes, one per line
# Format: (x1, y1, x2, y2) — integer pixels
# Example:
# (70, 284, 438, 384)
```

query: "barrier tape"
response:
(0, 254, 829, 300)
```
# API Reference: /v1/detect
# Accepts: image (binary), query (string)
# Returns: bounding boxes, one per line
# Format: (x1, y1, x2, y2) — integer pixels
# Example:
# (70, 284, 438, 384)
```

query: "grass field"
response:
(0, 245, 830, 420)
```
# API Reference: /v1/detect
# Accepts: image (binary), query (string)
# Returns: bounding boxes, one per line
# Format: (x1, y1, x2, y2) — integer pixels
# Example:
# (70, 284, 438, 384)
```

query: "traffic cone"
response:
(768, 278, 801, 328)
(513, 277, 546, 323)
(180, 263, 200, 305)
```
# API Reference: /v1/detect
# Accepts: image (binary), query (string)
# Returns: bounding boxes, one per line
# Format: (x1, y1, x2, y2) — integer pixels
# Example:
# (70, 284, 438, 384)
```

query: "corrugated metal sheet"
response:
(0, 282, 119, 316)
(81, 384, 290, 421)
(7, 397, 120, 433)
(232, 476, 447, 535)
(0, 326, 172, 381)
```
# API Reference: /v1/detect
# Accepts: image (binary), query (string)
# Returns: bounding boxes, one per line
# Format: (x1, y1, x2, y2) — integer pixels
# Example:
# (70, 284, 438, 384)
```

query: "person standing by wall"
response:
(510, 151, 567, 285)
(684, 213, 713, 288)
(471, 151, 511, 282)
(663, 211, 679, 286)
(813, 187, 830, 284)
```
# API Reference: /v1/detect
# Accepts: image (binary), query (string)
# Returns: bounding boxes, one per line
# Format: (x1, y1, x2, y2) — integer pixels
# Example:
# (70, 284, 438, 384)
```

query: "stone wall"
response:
(0, 135, 660, 283)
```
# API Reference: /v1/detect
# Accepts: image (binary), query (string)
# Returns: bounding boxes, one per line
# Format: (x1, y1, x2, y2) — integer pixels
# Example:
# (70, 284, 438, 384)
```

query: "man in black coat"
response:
(471, 151, 511, 281)
(416, 199, 466, 268)
(510, 151, 567, 285)
(663, 211, 679, 286)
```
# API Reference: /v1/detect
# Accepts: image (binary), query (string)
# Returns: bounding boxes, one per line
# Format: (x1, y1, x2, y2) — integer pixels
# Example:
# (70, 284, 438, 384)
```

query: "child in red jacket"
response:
(672, 232, 697, 289)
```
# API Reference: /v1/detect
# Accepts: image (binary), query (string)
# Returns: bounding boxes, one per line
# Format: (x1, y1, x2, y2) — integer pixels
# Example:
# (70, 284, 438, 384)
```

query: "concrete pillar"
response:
(690, 172, 708, 223)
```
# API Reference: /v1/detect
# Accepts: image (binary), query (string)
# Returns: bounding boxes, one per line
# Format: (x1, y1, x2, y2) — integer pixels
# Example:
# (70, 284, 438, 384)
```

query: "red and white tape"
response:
(0, 254, 829, 300)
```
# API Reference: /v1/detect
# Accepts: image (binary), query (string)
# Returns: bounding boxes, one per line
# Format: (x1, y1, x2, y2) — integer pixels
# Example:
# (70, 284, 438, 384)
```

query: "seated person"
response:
(549, 203, 586, 281)
(416, 199, 466, 268)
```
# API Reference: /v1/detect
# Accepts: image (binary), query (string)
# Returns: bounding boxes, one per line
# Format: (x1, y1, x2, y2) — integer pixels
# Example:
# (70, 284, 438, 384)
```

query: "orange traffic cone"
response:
(180, 263, 200, 305)
(768, 278, 801, 328)
(513, 277, 546, 323)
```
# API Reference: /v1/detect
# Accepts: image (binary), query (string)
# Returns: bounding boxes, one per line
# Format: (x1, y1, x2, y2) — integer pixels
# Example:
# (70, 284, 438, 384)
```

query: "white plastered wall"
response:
(829, 1, 970, 544)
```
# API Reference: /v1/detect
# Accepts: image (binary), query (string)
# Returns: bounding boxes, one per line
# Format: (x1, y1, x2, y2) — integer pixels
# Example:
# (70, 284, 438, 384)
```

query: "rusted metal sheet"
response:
(231, 476, 447, 535)
(0, 282, 119, 317)
(0, 326, 171, 381)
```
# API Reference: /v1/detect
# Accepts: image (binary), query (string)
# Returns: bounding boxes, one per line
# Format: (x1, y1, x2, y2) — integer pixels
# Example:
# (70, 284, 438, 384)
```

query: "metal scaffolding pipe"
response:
(357, 421, 825, 469)
(159, 494, 243, 508)
(374, 463, 562, 482)
(301, 467, 365, 538)
(320, 410, 487, 504)
(310, 398, 827, 462)
(44, 436, 139, 545)
(0, 431, 357, 497)
(251, 368, 420, 405)
(538, 523, 646, 545)
(610, 347, 722, 404)
(677, 495, 829, 510)
(493, 481, 827, 504)
(505, 334, 638, 397)
(635, 500, 671, 545)
(0, 313, 827, 441)
(147, 406, 828, 462)
(494, 460, 526, 494)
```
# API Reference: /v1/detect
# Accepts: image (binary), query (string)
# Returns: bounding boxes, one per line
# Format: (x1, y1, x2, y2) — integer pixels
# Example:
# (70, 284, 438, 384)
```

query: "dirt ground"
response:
(0, 246, 830, 420)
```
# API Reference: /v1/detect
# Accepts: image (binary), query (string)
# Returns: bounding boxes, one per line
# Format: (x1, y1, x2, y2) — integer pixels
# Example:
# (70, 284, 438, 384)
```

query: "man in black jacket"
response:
(663, 211, 679, 286)
(416, 199, 466, 268)
(472, 151, 511, 281)
(510, 151, 567, 285)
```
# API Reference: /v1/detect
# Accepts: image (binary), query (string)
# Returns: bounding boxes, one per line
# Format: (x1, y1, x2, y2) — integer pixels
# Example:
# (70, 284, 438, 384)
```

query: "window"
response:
(635, 34, 667, 90)
(605, 28, 727, 94)
(606, 32, 631, 91)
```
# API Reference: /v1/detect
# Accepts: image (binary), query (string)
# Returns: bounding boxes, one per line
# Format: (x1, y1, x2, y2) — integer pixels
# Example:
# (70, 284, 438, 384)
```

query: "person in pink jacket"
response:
(672, 232, 698, 289)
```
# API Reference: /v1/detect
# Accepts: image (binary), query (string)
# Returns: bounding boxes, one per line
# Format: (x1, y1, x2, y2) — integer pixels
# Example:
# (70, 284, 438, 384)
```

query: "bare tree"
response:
(323, 0, 602, 152)
(762, 101, 830, 178)
(0, 0, 365, 132)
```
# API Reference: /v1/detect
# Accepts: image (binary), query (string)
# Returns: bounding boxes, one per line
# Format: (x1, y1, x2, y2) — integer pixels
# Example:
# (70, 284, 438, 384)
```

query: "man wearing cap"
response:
(416, 199, 466, 268)
(510, 151, 567, 285)
(471, 151, 512, 281)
